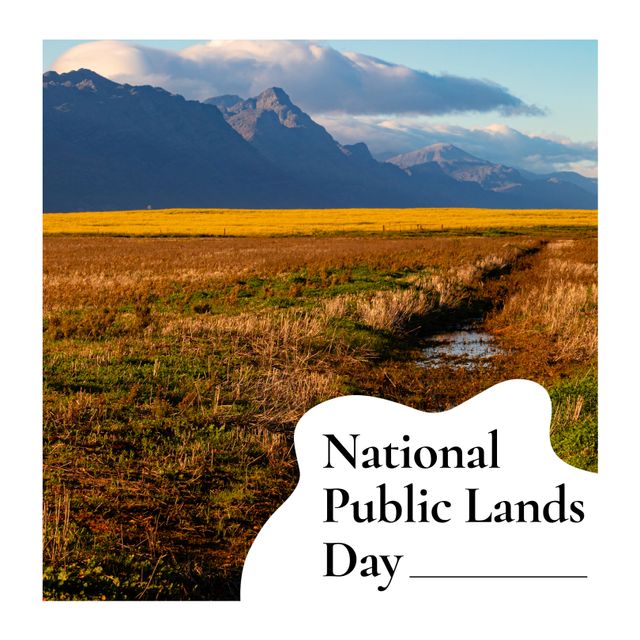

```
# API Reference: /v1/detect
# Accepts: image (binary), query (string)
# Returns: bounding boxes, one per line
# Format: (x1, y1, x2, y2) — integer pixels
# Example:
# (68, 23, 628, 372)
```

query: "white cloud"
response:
(51, 39, 542, 116)
(314, 114, 597, 176)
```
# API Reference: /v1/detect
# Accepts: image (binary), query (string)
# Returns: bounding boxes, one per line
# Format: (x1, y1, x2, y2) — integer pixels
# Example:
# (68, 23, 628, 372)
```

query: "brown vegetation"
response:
(487, 238, 597, 364)
(43, 231, 596, 599)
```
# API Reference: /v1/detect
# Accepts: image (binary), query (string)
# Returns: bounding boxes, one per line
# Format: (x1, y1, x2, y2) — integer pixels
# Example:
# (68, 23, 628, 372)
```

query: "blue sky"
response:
(43, 39, 597, 176)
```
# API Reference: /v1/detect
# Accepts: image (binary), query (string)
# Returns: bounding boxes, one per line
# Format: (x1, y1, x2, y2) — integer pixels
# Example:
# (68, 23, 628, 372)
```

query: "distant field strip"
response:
(43, 208, 598, 236)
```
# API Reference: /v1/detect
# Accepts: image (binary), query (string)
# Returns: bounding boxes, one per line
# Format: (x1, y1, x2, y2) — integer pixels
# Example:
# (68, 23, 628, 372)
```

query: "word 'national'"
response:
(324, 430, 499, 470)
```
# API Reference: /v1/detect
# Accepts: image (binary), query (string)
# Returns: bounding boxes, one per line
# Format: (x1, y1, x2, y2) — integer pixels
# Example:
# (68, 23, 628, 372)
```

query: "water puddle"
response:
(418, 326, 506, 370)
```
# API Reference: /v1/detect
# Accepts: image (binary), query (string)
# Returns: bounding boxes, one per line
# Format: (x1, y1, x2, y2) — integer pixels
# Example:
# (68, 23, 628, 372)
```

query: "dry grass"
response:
(44, 236, 538, 310)
(161, 310, 343, 427)
(334, 243, 537, 332)
(43, 232, 596, 599)
(551, 395, 586, 433)
(488, 239, 597, 363)
(43, 487, 73, 566)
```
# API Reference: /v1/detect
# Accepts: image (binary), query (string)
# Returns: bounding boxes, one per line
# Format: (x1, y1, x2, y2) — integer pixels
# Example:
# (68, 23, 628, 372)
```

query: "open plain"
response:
(43, 213, 597, 600)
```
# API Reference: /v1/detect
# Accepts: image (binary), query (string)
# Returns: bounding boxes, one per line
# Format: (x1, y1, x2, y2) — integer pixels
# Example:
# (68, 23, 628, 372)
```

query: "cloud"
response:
(314, 114, 597, 176)
(51, 40, 543, 117)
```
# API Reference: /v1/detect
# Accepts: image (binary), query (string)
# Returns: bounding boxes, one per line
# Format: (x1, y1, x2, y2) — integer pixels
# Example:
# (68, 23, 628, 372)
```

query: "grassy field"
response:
(43, 228, 597, 600)
(43, 207, 597, 236)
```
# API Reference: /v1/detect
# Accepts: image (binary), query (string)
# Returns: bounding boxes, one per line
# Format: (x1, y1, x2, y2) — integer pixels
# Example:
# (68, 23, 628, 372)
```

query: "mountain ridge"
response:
(388, 143, 597, 209)
(44, 70, 305, 211)
(44, 70, 597, 212)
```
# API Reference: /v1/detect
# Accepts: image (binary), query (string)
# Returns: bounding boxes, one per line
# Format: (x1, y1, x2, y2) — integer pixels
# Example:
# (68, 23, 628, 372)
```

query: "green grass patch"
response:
(548, 368, 597, 472)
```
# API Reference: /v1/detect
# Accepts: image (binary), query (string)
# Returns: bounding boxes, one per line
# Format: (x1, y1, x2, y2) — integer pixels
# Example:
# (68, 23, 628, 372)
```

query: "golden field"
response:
(43, 207, 597, 236)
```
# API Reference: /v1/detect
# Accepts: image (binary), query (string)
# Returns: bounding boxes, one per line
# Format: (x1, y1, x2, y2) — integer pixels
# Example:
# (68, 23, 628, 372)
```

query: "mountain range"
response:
(43, 70, 597, 212)
(387, 143, 597, 209)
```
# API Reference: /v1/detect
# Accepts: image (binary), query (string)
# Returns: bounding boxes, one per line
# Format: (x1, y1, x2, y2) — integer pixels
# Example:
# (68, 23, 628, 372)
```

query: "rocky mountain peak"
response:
(43, 68, 120, 92)
(256, 87, 293, 110)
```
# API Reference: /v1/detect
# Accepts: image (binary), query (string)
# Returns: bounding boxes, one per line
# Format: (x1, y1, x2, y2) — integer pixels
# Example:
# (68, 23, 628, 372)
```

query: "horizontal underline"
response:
(410, 575, 588, 579)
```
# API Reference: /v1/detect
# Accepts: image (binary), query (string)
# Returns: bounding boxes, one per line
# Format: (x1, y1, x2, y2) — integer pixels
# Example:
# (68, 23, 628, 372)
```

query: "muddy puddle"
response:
(418, 325, 506, 370)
